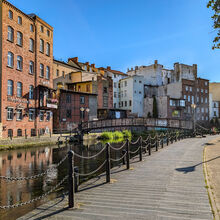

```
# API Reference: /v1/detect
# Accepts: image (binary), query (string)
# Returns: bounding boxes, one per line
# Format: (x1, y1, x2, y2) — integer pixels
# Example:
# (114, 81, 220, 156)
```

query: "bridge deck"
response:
(18, 136, 219, 220)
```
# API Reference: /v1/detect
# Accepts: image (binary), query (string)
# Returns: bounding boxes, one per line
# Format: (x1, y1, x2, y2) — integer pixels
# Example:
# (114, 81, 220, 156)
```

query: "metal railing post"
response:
(139, 137, 142, 161)
(68, 151, 74, 208)
(148, 142, 151, 155)
(122, 149, 126, 165)
(106, 143, 110, 183)
(126, 139, 130, 170)
(167, 135, 169, 146)
(161, 137, 164, 148)
(156, 136, 158, 151)
(74, 166, 79, 193)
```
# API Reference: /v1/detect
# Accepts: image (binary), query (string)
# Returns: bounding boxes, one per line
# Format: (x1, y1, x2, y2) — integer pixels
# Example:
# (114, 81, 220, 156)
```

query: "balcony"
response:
(39, 98, 58, 109)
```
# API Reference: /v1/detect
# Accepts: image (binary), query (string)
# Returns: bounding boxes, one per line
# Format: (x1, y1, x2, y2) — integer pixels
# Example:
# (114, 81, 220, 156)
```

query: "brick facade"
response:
(0, 0, 56, 138)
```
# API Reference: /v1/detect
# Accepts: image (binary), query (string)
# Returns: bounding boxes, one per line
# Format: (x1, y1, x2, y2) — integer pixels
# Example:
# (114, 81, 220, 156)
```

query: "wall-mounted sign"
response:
(7, 97, 29, 104)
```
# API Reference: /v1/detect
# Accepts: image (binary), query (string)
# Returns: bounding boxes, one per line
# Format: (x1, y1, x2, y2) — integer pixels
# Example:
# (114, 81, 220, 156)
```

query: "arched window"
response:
(29, 85, 34, 99)
(18, 16, 22, 25)
(8, 10, 13, 19)
(17, 82, 22, 97)
(40, 64, 44, 77)
(29, 61, 34, 74)
(7, 80, 13, 96)
(8, 26, 14, 42)
(40, 39, 44, 53)
(7, 52, 14, 67)
(46, 43, 50, 56)
(17, 31, 23, 46)
(17, 129, 22, 137)
(17, 56, 23, 71)
(29, 38, 34, 52)
(46, 66, 50, 79)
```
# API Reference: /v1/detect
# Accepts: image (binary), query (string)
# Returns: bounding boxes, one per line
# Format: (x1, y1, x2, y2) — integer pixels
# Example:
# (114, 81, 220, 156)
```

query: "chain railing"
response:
(0, 128, 214, 210)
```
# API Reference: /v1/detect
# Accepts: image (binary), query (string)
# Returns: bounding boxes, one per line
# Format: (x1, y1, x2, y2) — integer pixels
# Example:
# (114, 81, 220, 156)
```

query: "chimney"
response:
(91, 64, 95, 68)
(135, 66, 138, 70)
(193, 64, 197, 79)
(127, 68, 130, 72)
(131, 67, 133, 71)
(85, 62, 90, 65)
(154, 60, 158, 65)
(68, 57, 78, 63)
(107, 66, 111, 70)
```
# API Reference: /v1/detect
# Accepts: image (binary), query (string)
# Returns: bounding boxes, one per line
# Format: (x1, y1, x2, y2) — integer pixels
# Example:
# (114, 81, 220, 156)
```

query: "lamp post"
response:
(191, 103, 197, 133)
(86, 108, 90, 121)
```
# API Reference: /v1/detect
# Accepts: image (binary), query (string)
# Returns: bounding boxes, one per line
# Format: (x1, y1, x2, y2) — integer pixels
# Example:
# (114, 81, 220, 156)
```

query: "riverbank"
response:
(204, 137, 220, 220)
(0, 135, 59, 151)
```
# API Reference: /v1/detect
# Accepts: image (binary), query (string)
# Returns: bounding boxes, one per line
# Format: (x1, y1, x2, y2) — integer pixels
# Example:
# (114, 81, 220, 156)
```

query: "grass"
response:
(99, 130, 132, 141)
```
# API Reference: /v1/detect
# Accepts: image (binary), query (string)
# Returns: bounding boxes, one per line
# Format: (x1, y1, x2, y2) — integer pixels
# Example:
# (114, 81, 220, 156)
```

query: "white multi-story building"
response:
(104, 67, 127, 109)
(209, 93, 219, 119)
(119, 75, 145, 117)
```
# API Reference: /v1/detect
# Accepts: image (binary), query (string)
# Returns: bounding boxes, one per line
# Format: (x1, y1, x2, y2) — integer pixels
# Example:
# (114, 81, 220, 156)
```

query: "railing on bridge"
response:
(81, 118, 193, 131)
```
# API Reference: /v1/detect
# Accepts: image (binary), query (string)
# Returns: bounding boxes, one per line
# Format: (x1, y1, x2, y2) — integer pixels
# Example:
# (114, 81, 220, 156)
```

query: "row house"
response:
(0, 0, 57, 138)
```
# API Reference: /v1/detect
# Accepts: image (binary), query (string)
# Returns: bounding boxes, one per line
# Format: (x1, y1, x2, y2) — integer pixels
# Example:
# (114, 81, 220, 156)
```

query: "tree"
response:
(152, 96, 158, 118)
(207, 0, 220, 49)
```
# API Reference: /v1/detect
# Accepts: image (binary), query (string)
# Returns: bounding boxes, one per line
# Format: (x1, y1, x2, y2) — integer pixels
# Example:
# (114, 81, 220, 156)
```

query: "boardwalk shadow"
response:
(175, 156, 220, 174)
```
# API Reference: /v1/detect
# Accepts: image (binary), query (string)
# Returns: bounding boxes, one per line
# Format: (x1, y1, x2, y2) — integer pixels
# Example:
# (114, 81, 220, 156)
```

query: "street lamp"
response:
(191, 103, 197, 133)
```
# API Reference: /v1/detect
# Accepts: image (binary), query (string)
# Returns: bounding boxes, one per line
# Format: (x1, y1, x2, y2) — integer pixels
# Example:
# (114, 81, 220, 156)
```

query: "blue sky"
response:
(9, 0, 220, 82)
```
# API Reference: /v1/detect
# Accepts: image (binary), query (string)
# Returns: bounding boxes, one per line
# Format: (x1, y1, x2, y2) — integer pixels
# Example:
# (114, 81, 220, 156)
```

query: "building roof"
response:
(53, 59, 82, 71)
(66, 81, 93, 85)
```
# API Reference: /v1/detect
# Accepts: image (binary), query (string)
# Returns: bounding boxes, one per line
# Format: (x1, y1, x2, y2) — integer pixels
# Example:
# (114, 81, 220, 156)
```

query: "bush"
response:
(100, 132, 113, 140)
(122, 130, 132, 138)
(113, 131, 124, 140)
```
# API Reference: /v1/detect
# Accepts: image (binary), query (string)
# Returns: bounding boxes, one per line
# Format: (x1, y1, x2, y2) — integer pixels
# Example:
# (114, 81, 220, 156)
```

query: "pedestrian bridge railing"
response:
(0, 128, 213, 209)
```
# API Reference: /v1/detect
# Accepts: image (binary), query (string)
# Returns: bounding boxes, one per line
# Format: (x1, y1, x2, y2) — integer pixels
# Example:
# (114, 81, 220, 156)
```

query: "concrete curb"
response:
(203, 146, 220, 220)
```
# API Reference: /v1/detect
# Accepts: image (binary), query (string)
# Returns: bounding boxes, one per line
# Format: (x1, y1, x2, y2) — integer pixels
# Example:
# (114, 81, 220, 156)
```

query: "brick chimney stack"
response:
(68, 57, 78, 63)
(107, 66, 111, 70)
(91, 64, 95, 68)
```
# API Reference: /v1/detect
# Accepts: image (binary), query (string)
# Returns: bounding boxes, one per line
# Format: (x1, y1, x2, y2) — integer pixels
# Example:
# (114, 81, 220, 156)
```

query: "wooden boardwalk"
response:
(19, 135, 219, 220)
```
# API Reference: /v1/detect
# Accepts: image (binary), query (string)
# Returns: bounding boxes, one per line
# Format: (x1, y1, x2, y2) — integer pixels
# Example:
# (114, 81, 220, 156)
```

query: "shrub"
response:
(113, 131, 124, 140)
(122, 130, 132, 138)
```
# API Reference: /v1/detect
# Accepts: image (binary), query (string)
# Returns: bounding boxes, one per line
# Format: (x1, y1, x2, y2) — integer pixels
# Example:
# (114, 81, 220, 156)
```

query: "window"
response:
(197, 96, 199, 103)
(17, 129, 22, 137)
(17, 56, 23, 71)
(103, 96, 108, 107)
(214, 111, 217, 116)
(201, 89, 203, 93)
(201, 97, 203, 103)
(17, 32, 23, 46)
(17, 82, 22, 97)
(80, 110, 85, 119)
(125, 90, 127, 97)
(214, 103, 217, 108)
(8, 26, 14, 42)
(139, 91, 142, 94)
(7, 108, 13, 120)
(16, 109, 22, 121)
(114, 74, 116, 78)
(47, 30, 50, 37)
(86, 84, 90, 92)
(186, 86, 188, 91)
(103, 87, 108, 93)
(29, 38, 34, 52)
(114, 82, 117, 88)
(125, 101, 127, 107)
(197, 107, 200, 113)
(29, 85, 34, 99)
(197, 88, 199, 92)
(66, 94, 71, 103)
(30, 24, 34, 32)
(40, 26, 44, 33)
(129, 100, 132, 106)
(8, 10, 13, 19)
(202, 116, 204, 120)
(180, 100, 185, 107)
(202, 107, 204, 113)
(191, 96, 194, 104)
(29, 61, 34, 74)
(121, 101, 123, 107)
(205, 97, 208, 103)
(114, 92, 117, 98)
(205, 89, 208, 93)
(18, 16, 22, 25)
(40, 64, 44, 77)
(46, 43, 50, 56)
(7, 52, 14, 67)
(206, 116, 209, 121)
(206, 108, 209, 113)
(46, 112, 50, 121)
(66, 109, 71, 118)
(56, 69, 59, 77)
(31, 129, 36, 136)
(205, 81, 208, 86)
(190, 87, 192, 92)
(114, 103, 116, 108)
(62, 71, 65, 77)
(188, 106, 191, 114)
(40, 39, 44, 53)
(188, 95, 190, 102)
(125, 81, 127, 86)
(29, 109, 35, 121)
(7, 80, 13, 96)
(80, 96, 85, 104)
(184, 95, 186, 100)
(39, 111, 44, 121)
(46, 66, 50, 79)
(139, 81, 142, 83)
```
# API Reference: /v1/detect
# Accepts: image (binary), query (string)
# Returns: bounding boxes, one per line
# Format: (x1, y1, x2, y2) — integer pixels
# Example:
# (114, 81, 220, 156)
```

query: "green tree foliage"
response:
(153, 96, 158, 118)
(207, 0, 220, 49)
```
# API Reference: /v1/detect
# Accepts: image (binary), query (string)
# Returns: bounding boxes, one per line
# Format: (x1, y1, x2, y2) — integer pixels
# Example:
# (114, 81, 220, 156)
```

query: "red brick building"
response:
(0, 0, 56, 138)
(53, 89, 97, 132)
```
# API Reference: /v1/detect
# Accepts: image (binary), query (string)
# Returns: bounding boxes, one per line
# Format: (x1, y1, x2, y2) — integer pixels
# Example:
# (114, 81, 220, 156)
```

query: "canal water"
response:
(0, 138, 133, 220)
